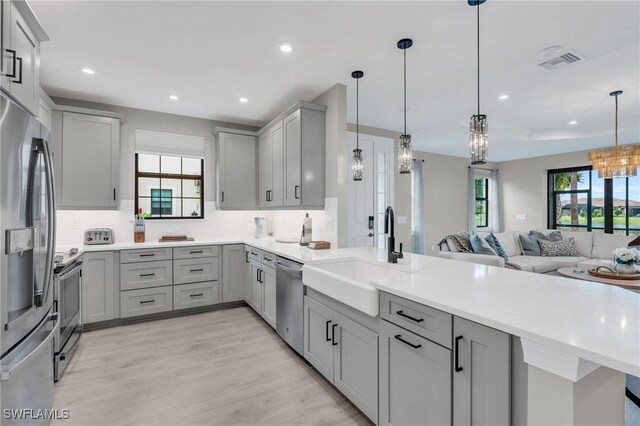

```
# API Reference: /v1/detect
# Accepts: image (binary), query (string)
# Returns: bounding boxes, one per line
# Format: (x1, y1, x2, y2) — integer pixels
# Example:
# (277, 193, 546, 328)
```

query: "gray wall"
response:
(51, 97, 258, 202)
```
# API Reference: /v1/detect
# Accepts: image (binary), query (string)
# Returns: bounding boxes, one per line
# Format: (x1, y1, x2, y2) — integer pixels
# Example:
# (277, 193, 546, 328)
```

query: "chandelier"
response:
(588, 91, 640, 179)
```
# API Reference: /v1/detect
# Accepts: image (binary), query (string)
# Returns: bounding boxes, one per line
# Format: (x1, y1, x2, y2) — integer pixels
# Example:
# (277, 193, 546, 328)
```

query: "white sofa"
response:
(439, 230, 637, 273)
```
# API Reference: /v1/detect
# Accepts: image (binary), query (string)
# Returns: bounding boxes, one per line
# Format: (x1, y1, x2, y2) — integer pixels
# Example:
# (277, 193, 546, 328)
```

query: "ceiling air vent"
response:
(538, 48, 586, 71)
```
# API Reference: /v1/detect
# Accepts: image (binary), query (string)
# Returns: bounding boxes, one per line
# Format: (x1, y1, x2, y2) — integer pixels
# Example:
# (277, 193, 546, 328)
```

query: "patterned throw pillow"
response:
(529, 230, 562, 242)
(539, 237, 579, 257)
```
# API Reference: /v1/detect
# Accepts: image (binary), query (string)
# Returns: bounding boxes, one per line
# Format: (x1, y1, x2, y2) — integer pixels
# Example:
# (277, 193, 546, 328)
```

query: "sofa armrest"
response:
(439, 251, 506, 268)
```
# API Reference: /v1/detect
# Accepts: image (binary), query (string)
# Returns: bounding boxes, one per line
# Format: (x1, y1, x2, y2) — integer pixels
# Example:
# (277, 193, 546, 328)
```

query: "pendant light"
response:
(469, 0, 488, 165)
(352, 70, 365, 181)
(398, 38, 413, 174)
(588, 91, 640, 178)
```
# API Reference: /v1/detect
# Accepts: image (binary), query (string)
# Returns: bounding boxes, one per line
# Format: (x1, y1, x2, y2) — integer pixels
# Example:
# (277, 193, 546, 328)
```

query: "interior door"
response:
(347, 135, 375, 247)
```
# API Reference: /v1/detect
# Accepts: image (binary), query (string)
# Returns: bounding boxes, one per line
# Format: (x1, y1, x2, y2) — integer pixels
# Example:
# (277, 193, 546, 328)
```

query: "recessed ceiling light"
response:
(569, 120, 577, 125)
(168, 94, 179, 101)
(498, 94, 509, 100)
(239, 97, 249, 103)
(81, 66, 96, 75)
(279, 43, 293, 53)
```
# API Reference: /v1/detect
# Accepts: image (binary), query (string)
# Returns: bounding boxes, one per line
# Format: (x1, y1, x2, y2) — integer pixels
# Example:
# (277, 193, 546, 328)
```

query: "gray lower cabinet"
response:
(222, 244, 245, 302)
(261, 265, 276, 328)
(304, 295, 378, 423)
(173, 257, 218, 285)
(453, 316, 510, 426)
(120, 286, 172, 318)
(379, 319, 451, 426)
(173, 281, 220, 310)
(248, 259, 263, 313)
(82, 251, 118, 324)
(120, 260, 173, 291)
(244, 246, 252, 303)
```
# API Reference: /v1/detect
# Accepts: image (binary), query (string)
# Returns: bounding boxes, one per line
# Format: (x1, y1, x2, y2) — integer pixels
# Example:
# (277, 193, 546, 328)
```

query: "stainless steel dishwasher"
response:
(275, 257, 304, 355)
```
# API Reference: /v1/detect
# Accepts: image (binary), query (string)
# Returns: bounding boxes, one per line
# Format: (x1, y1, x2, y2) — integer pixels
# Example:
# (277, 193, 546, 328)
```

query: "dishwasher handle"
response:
(275, 261, 303, 273)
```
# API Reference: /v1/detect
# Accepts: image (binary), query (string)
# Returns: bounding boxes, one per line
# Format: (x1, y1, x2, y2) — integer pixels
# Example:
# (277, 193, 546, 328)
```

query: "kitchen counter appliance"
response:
(84, 228, 114, 245)
(53, 249, 83, 381)
(1, 93, 58, 423)
(275, 257, 304, 355)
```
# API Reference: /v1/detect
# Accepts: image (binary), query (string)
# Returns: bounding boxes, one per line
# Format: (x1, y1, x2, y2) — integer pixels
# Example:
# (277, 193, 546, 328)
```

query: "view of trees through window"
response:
(475, 177, 488, 228)
(548, 166, 640, 235)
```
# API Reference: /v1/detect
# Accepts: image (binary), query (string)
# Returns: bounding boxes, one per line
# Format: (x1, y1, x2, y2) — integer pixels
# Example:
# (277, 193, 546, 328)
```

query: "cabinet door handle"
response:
(325, 320, 332, 341)
(139, 273, 155, 277)
(394, 334, 422, 349)
(190, 293, 204, 298)
(331, 323, 338, 346)
(396, 310, 424, 323)
(294, 185, 300, 199)
(5, 49, 17, 78)
(245, 251, 249, 263)
(139, 299, 155, 304)
(256, 268, 260, 282)
(113, 188, 116, 201)
(259, 269, 264, 283)
(455, 335, 464, 372)
(190, 268, 204, 273)
(13, 56, 22, 84)
(221, 191, 224, 203)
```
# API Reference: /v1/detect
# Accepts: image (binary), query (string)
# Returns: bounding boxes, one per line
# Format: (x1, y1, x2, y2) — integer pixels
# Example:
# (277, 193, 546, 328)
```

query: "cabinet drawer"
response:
(248, 247, 262, 262)
(173, 281, 220, 310)
(120, 286, 172, 318)
(174, 257, 219, 285)
(121, 248, 173, 263)
(121, 260, 173, 291)
(380, 291, 452, 349)
(261, 251, 276, 269)
(173, 245, 219, 259)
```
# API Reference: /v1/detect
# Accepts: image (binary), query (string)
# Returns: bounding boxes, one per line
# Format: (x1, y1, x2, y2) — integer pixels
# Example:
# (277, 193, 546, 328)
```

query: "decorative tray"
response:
(587, 266, 640, 281)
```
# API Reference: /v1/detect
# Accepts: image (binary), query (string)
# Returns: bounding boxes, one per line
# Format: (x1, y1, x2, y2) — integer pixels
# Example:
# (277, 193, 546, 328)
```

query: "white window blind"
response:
(135, 130, 205, 158)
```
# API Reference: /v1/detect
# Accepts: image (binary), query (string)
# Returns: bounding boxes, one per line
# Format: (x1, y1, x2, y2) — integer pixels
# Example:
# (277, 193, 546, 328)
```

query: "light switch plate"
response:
(397, 216, 407, 224)
(516, 214, 527, 221)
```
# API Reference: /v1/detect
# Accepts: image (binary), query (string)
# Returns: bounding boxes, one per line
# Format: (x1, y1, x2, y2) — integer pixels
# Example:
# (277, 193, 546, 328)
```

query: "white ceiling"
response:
(32, 1, 640, 162)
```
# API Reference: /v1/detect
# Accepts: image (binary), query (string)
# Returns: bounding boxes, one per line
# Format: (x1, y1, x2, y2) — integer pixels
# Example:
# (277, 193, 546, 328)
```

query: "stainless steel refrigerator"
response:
(0, 93, 58, 424)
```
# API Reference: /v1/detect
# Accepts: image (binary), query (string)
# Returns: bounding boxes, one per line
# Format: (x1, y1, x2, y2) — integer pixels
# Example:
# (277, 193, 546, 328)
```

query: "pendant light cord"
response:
(477, 1, 480, 116)
(356, 77, 359, 150)
(614, 93, 619, 147)
(404, 47, 407, 136)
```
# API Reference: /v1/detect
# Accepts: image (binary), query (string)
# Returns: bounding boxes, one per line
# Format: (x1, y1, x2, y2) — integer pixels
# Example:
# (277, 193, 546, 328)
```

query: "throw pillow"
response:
(469, 233, 497, 256)
(487, 233, 508, 261)
(519, 234, 541, 256)
(447, 233, 473, 253)
(539, 237, 579, 257)
(529, 230, 562, 242)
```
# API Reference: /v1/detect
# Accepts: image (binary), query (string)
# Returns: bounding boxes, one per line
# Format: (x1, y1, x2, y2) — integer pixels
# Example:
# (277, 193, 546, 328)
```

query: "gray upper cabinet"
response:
(56, 112, 120, 209)
(216, 131, 257, 209)
(453, 316, 511, 426)
(303, 295, 378, 424)
(1, 1, 47, 115)
(379, 319, 451, 426)
(222, 244, 245, 302)
(82, 251, 118, 324)
(282, 106, 326, 207)
(258, 121, 284, 208)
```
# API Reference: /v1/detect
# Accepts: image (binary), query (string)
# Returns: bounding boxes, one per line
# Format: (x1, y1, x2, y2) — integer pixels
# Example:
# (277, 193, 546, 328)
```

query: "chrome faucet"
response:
(384, 206, 403, 263)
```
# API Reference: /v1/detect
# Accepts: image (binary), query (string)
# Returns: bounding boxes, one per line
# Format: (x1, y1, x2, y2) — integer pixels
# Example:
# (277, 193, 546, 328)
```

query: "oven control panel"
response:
(84, 228, 114, 245)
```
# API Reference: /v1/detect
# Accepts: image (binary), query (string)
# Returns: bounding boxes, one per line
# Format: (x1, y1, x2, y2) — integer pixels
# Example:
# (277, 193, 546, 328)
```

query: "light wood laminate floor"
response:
(53, 307, 372, 426)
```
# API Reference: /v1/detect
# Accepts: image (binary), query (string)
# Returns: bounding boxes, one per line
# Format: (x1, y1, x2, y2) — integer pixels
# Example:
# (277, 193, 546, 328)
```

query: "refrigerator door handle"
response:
(42, 139, 56, 306)
(0, 319, 58, 381)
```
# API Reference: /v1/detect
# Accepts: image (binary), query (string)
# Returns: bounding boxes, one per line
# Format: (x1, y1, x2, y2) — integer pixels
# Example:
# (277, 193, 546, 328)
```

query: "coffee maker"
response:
(254, 217, 268, 238)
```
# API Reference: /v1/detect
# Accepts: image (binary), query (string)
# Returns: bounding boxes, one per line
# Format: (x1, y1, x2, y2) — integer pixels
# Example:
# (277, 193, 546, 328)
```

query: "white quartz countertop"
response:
(60, 238, 640, 377)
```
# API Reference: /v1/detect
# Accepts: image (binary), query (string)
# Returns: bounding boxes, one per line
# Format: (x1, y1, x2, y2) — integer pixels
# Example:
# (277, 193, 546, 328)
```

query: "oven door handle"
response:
(57, 262, 83, 280)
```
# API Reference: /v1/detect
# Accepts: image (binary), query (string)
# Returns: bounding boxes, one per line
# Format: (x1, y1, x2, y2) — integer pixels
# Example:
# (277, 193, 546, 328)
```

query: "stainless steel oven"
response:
(53, 256, 82, 381)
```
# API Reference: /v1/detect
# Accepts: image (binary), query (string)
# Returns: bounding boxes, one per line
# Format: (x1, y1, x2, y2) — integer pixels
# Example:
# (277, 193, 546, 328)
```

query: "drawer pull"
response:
(139, 299, 155, 304)
(455, 335, 464, 372)
(394, 334, 422, 349)
(264, 256, 272, 262)
(190, 268, 204, 273)
(190, 293, 204, 298)
(190, 250, 204, 254)
(139, 273, 155, 277)
(251, 251, 258, 256)
(396, 310, 424, 323)
(140, 253, 155, 257)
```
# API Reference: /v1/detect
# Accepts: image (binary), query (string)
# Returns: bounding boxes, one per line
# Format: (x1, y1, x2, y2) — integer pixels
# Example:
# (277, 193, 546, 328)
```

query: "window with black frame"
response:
(135, 153, 204, 219)
(475, 177, 489, 228)
(547, 166, 640, 236)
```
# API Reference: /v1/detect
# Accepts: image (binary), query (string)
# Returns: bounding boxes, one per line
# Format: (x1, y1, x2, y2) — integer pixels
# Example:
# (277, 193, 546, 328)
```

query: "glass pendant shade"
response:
(588, 91, 640, 179)
(352, 148, 364, 181)
(469, 114, 488, 165)
(398, 134, 413, 174)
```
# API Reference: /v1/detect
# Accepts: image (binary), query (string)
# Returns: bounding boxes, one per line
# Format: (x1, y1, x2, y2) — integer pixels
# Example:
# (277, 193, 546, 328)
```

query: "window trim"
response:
(134, 153, 205, 220)
(475, 177, 489, 228)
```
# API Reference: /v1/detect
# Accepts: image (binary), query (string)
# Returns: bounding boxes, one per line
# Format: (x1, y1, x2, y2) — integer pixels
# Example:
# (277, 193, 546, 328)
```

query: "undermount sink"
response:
(302, 259, 418, 316)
